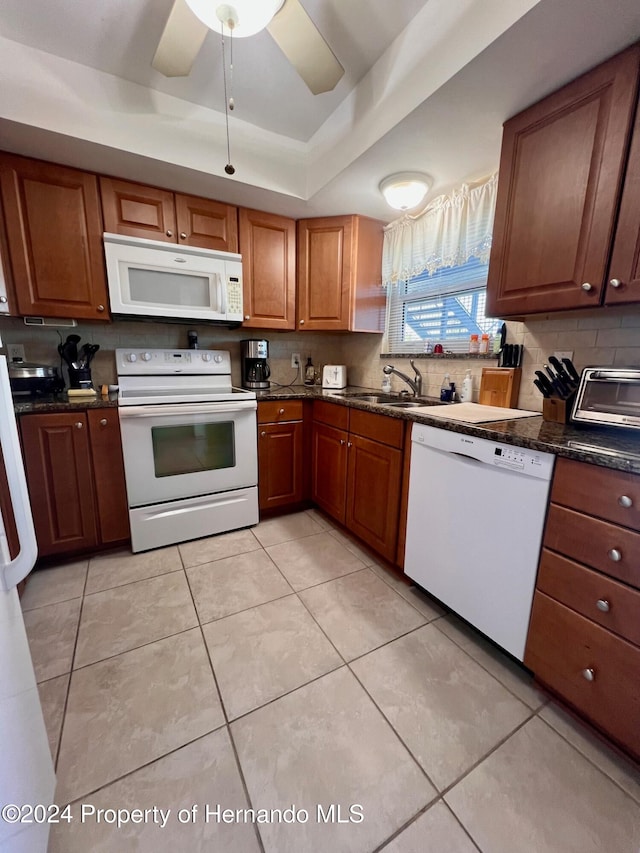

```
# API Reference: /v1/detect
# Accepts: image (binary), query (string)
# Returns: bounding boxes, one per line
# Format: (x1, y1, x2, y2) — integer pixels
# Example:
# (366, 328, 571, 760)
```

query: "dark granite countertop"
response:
(256, 385, 640, 475)
(13, 392, 119, 414)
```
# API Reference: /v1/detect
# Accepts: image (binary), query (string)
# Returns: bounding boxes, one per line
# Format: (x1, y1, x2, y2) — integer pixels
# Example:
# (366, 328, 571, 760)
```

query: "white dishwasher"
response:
(405, 423, 555, 661)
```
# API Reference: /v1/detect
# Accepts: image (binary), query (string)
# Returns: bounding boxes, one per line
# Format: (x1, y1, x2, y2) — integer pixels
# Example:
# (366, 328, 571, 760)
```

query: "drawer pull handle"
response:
(582, 667, 596, 682)
(608, 548, 622, 562)
(596, 599, 610, 613)
(618, 495, 633, 508)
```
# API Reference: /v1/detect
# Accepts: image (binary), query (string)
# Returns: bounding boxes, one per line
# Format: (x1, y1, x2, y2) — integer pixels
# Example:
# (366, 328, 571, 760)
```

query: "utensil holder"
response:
(542, 391, 577, 424)
(68, 367, 93, 389)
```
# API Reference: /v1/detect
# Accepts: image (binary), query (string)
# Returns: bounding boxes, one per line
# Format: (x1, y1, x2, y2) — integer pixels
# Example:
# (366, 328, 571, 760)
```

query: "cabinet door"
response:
(258, 421, 303, 511)
(311, 422, 348, 522)
(0, 155, 110, 320)
(297, 217, 352, 331)
(239, 208, 295, 329)
(87, 409, 130, 545)
(346, 435, 402, 562)
(20, 413, 97, 557)
(487, 45, 640, 316)
(606, 93, 640, 305)
(100, 177, 177, 242)
(175, 194, 238, 252)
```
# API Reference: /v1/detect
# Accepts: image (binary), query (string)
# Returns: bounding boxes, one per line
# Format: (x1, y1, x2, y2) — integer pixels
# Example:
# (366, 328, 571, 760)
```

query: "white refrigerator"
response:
(0, 353, 55, 853)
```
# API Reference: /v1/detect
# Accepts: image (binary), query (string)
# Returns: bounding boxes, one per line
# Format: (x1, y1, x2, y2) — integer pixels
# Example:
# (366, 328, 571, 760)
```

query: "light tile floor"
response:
(20, 510, 640, 853)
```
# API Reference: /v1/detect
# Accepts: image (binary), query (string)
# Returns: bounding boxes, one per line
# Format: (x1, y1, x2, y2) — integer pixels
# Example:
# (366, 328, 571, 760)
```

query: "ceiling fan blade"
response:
(267, 0, 344, 95)
(152, 0, 209, 77)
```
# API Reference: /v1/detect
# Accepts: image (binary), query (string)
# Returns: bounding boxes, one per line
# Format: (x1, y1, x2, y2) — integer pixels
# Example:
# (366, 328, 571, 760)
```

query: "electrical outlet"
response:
(553, 350, 574, 362)
(291, 352, 301, 369)
(7, 344, 25, 362)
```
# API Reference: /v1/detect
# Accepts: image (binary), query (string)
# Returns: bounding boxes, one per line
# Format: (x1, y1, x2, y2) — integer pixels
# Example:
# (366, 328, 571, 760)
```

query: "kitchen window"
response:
(382, 173, 500, 353)
(385, 256, 502, 353)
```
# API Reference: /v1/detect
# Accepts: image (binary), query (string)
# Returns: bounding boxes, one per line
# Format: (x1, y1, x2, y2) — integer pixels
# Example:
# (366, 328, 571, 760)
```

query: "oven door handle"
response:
(119, 401, 257, 418)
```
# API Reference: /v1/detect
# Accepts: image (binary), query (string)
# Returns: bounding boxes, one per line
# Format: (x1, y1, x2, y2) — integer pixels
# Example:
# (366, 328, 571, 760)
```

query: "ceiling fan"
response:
(153, 0, 345, 95)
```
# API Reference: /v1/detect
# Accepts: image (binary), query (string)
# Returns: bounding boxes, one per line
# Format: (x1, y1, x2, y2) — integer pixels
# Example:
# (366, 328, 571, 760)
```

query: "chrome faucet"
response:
(383, 360, 423, 397)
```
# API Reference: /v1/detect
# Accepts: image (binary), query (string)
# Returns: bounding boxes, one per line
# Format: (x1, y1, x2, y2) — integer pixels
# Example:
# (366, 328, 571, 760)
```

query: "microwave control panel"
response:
(227, 275, 243, 318)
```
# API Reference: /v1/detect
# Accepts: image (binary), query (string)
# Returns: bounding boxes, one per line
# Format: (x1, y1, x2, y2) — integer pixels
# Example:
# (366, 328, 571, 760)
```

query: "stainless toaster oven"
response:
(572, 368, 640, 430)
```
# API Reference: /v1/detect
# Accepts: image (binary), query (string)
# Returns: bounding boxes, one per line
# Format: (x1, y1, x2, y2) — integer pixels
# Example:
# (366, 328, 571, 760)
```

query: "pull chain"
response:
(220, 28, 235, 175)
(229, 28, 234, 111)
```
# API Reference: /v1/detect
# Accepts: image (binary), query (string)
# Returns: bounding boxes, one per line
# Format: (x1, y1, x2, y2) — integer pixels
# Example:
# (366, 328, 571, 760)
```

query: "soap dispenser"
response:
(460, 370, 473, 403)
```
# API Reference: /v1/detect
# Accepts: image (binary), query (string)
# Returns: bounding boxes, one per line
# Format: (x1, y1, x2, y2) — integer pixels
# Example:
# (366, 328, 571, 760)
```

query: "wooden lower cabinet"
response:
(311, 421, 348, 522)
(20, 410, 129, 558)
(312, 403, 405, 562)
(346, 435, 402, 562)
(258, 421, 304, 511)
(525, 457, 640, 759)
(525, 591, 640, 758)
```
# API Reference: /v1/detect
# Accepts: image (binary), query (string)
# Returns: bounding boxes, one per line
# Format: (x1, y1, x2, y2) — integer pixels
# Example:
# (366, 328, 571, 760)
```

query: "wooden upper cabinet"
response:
(101, 177, 238, 252)
(297, 215, 384, 332)
(0, 154, 110, 320)
(487, 44, 640, 317)
(239, 208, 295, 329)
(606, 88, 640, 305)
(175, 194, 238, 252)
(100, 177, 176, 242)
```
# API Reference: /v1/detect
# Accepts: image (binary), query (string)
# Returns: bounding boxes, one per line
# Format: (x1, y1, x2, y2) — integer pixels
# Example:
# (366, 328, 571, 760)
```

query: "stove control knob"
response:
(141, 352, 152, 362)
(127, 353, 138, 362)
(202, 353, 213, 362)
(214, 355, 223, 363)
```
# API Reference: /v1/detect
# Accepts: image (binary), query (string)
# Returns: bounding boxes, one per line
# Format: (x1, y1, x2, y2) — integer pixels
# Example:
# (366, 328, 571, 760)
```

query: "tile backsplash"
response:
(2, 303, 639, 410)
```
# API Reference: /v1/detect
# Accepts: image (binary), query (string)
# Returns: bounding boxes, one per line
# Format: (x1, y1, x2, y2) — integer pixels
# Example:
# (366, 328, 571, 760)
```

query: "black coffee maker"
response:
(241, 339, 271, 390)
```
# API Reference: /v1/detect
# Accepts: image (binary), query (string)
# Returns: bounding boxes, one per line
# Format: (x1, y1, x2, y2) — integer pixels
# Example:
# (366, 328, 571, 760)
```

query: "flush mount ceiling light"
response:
(379, 172, 432, 211)
(185, 0, 284, 37)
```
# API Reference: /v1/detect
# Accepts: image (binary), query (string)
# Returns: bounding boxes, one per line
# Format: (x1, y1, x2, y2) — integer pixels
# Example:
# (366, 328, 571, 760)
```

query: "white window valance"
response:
(382, 172, 498, 287)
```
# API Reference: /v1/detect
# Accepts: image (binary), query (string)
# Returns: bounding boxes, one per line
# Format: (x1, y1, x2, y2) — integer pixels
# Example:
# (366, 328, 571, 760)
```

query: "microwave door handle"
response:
(0, 357, 37, 591)
(215, 273, 226, 315)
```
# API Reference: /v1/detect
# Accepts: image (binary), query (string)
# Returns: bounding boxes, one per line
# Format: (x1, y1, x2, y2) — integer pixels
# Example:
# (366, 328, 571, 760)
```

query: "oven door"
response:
(118, 400, 257, 507)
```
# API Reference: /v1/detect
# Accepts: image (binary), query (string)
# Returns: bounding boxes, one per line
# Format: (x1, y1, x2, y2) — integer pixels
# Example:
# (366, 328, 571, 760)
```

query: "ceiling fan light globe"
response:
(379, 172, 431, 211)
(185, 0, 284, 37)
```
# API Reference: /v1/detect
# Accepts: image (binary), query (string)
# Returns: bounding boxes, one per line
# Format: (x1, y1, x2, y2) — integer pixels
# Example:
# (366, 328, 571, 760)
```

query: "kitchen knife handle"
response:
(534, 378, 550, 398)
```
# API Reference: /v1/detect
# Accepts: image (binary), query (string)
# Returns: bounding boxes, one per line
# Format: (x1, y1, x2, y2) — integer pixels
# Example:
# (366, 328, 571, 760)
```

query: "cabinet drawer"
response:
(348, 409, 404, 449)
(551, 458, 639, 529)
(544, 504, 640, 588)
(313, 400, 349, 430)
(537, 549, 640, 646)
(258, 400, 303, 423)
(525, 592, 640, 757)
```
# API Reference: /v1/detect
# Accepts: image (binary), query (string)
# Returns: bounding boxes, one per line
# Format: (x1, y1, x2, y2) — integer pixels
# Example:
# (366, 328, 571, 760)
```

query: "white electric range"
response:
(116, 348, 258, 552)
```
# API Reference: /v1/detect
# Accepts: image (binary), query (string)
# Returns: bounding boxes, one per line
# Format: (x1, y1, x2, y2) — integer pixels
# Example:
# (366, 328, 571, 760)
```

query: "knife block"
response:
(542, 391, 577, 424)
(479, 368, 521, 408)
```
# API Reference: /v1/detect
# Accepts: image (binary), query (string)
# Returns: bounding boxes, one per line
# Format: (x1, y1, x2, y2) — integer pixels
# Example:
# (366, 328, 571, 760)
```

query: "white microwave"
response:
(104, 233, 243, 324)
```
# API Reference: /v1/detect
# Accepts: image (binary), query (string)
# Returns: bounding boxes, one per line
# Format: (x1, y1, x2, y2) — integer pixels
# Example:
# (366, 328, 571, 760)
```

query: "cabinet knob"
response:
(180, 232, 187, 240)
(97, 304, 105, 312)
(299, 320, 305, 325)
(608, 548, 622, 562)
(244, 315, 251, 320)
(278, 408, 285, 415)
(260, 431, 266, 437)
(582, 667, 596, 682)
(75, 421, 83, 429)
(166, 230, 173, 237)
(580, 282, 593, 292)
(340, 439, 346, 445)
(609, 278, 622, 289)
(596, 599, 610, 613)
(100, 418, 108, 427)
(0, 296, 7, 304)
(618, 495, 633, 508)
(347, 441, 353, 448)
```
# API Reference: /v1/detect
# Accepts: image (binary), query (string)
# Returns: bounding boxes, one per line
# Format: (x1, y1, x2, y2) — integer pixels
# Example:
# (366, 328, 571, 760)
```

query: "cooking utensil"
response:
(534, 378, 550, 398)
(548, 355, 575, 387)
(561, 357, 580, 384)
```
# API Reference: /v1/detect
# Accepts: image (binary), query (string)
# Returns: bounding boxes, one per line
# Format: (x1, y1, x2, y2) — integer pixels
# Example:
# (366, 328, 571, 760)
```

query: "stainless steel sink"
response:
(382, 398, 446, 409)
(334, 392, 400, 403)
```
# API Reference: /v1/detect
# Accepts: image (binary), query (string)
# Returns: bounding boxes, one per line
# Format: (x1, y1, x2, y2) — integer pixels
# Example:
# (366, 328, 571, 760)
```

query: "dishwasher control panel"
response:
(493, 445, 546, 473)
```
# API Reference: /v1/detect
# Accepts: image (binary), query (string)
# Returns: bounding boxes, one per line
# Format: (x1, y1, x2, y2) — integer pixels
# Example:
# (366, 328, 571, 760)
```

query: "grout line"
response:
(534, 711, 640, 807)
(21, 592, 84, 613)
(181, 544, 263, 572)
(81, 567, 185, 598)
(440, 799, 484, 853)
(70, 623, 200, 673)
(370, 799, 443, 853)
(225, 724, 267, 853)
